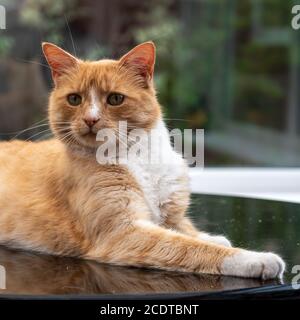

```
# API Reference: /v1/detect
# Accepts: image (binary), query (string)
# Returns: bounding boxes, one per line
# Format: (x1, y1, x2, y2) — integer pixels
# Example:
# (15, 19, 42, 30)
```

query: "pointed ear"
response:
(42, 42, 79, 84)
(119, 42, 156, 85)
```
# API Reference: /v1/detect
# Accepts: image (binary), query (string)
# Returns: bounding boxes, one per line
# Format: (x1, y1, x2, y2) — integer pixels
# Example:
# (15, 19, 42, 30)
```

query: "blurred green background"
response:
(0, 0, 300, 166)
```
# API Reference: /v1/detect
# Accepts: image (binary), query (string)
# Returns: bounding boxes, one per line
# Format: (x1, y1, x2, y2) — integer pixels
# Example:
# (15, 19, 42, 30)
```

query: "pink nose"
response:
(83, 117, 100, 128)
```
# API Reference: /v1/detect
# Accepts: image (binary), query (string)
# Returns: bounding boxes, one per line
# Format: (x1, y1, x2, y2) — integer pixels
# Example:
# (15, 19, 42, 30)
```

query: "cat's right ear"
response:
(42, 42, 79, 85)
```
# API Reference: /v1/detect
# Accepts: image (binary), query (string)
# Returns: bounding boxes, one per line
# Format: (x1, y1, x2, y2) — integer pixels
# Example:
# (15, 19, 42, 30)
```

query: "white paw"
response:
(221, 250, 285, 279)
(198, 233, 232, 247)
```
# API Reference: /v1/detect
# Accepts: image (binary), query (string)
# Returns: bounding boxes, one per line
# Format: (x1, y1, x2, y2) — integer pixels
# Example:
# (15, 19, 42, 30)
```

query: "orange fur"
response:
(0, 42, 284, 279)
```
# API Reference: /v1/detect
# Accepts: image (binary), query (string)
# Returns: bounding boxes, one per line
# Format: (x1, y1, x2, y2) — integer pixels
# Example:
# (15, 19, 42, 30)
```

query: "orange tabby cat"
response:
(0, 41, 285, 279)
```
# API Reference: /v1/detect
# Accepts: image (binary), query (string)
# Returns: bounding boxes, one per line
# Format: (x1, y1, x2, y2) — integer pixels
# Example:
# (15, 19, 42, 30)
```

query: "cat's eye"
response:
(67, 93, 82, 106)
(107, 93, 124, 106)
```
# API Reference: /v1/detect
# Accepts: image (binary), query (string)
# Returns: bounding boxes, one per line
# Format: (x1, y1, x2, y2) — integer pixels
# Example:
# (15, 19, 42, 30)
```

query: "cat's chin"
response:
(73, 133, 98, 149)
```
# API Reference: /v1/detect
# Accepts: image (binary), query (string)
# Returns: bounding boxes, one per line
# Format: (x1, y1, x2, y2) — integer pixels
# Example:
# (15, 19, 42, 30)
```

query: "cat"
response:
(0, 41, 285, 279)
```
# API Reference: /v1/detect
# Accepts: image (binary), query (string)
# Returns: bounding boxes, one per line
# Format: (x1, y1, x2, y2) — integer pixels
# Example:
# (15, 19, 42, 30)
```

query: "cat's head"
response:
(42, 42, 161, 150)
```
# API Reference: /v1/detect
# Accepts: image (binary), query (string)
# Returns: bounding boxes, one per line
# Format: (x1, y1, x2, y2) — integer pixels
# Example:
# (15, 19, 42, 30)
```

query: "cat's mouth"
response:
(82, 131, 97, 138)
(67, 126, 106, 150)
(60, 124, 117, 150)
(72, 131, 97, 148)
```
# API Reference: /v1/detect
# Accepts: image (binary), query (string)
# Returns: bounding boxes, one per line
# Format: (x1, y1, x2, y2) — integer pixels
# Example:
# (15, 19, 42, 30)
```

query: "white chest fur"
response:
(125, 120, 187, 224)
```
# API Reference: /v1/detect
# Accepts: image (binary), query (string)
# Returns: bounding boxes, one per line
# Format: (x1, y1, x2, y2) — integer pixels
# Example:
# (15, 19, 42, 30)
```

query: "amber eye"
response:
(67, 94, 82, 106)
(107, 93, 124, 106)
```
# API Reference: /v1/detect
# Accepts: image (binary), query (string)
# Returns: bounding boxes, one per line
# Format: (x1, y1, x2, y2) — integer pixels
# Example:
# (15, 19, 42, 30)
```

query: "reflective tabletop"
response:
(0, 194, 299, 298)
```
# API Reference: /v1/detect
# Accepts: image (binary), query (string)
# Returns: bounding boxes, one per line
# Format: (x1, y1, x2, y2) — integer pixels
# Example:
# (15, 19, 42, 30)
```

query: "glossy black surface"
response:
(0, 194, 299, 297)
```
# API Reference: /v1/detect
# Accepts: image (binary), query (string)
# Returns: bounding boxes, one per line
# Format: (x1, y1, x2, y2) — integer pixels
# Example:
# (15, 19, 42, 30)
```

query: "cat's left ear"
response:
(119, 42, 156, 85)
(42, 42, 79, 84)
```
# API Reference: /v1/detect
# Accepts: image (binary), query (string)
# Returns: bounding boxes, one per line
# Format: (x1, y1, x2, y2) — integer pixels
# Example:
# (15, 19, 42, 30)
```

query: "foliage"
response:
(0, 35, 14, 57)
(134, 0, 294, 134)
(134, 0, 226, 129)
(20, 0, 79, 44)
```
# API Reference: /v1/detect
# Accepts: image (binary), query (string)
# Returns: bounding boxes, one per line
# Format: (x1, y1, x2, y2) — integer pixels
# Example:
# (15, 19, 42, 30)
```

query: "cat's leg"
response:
(160, 189, 232, 247)
(86, 219, 284, 279)
(167, 216, 232, 247)
(78, 173, 284, 279)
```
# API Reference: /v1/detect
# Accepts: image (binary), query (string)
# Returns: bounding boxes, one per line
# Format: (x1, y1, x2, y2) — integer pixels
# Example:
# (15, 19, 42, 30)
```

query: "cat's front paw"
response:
(221, 250, 285, 279)
(198, 233, 232, 247)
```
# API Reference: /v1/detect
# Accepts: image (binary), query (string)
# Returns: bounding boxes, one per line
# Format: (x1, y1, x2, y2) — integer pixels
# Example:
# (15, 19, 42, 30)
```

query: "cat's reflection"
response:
(0, 246, 278, 295)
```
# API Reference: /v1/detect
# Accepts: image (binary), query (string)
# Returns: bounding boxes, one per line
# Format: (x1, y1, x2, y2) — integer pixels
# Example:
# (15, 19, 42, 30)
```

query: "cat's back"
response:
(0, 138, 68, 213)
(0, 138, 62, 159)
(0, 138, 65, 177)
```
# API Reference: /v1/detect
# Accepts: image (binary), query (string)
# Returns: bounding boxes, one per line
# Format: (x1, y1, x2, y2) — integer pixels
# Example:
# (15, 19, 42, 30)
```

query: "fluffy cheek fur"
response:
(48, 89, 75, 136)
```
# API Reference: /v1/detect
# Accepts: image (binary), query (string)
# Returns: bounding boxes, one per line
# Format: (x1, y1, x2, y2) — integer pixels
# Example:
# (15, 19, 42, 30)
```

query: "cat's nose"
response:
(83, 116, 100, 128)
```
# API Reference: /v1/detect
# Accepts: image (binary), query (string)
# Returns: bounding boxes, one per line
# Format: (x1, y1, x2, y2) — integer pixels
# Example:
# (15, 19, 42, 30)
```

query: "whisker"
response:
(114, 129, 146, 150)
(64, 14, 77, 57)
(36, 133, 54, 141)
(15, 58, 52, 70)
(59, 130, 74, 143)
(10, 124, 50, 140)
(163, 118, 191, 122)
(25, 129, 53, 141)
(9, 120, 72, 139)
(9, 118, 49, 139)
